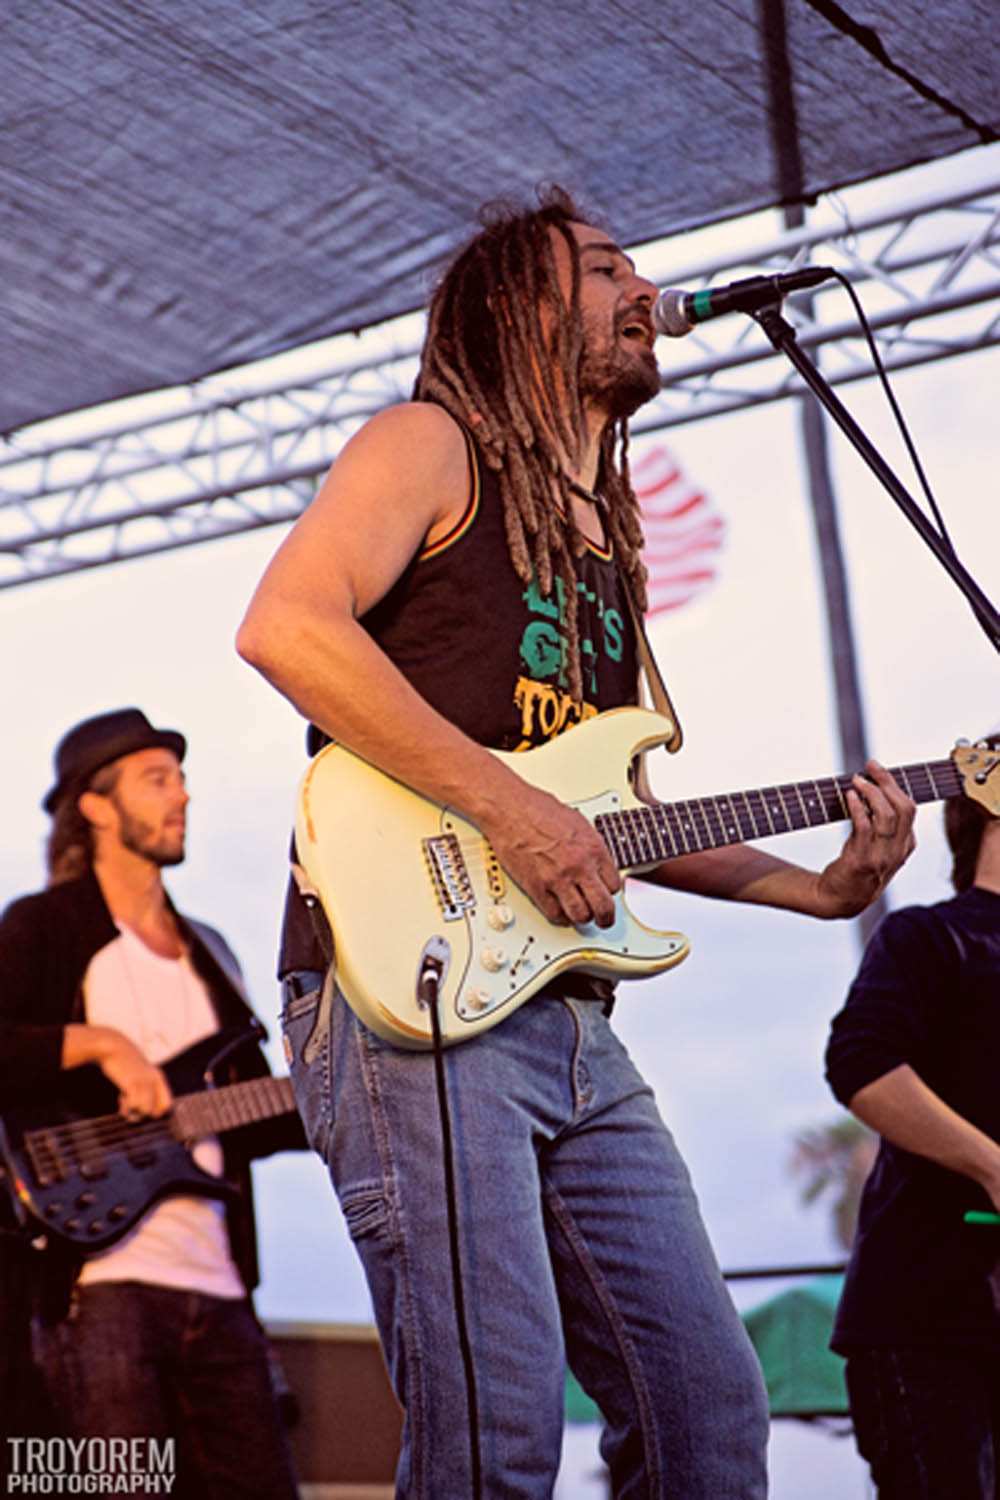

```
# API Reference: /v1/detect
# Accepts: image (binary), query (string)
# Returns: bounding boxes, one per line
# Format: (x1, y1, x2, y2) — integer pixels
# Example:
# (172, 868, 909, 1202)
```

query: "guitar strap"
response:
(288, 854, 338, 1065)
(289, 851, 335, 962)
(620, 569, 684, 754)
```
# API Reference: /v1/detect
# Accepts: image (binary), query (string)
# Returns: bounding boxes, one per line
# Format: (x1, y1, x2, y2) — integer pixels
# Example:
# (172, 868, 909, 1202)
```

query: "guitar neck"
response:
(173, 1076, 296, 1141)
(20, 1076, 297, 1194)
(596, 758, 962, 870)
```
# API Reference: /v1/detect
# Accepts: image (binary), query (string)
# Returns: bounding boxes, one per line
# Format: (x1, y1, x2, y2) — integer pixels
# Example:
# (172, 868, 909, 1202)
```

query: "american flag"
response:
(631, 443, 726, 617)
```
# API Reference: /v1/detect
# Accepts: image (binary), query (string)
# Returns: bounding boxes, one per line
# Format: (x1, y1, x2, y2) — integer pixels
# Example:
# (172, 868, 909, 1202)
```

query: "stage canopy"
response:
(2, 0, 996, 436)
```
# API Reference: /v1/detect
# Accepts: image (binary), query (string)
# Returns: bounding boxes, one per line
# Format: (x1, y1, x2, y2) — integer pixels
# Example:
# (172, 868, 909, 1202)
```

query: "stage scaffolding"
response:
(1, 173, 998, 591)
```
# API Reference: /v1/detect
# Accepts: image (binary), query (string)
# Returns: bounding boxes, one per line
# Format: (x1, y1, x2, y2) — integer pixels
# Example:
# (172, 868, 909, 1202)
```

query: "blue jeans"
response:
(846, 1346, 1000, 1498)
(33, 1282, 298, 1499)
(282, 975, 769, 1499)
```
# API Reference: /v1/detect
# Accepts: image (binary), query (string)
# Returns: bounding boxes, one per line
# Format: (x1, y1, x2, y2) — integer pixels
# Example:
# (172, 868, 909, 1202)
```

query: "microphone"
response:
(652, 266, 836, 337)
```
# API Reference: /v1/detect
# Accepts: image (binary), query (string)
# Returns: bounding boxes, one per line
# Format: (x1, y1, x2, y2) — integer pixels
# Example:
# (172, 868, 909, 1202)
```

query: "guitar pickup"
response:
(125, 1147, 158, 1170)
(484, 844, 506, 904)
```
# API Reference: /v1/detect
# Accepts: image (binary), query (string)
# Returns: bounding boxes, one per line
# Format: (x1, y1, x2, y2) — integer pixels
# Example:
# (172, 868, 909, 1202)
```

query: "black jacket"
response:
(825, 887, 1000, 1352)
(0, 869, 305, 1319)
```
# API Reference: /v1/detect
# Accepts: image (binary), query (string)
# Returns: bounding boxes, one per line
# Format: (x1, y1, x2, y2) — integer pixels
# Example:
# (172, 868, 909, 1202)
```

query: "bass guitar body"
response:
(0, 1028, 294, 1250)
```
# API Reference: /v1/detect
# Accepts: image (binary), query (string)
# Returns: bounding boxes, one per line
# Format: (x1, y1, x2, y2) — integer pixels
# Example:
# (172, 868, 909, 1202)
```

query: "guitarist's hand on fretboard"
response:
(816, 759, 917, 917)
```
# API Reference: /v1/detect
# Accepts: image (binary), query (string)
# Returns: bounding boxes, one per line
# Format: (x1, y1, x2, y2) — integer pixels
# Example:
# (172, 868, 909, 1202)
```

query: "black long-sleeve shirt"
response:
(0, 869, 305, 1313)
(825, 886, 1000, 1352)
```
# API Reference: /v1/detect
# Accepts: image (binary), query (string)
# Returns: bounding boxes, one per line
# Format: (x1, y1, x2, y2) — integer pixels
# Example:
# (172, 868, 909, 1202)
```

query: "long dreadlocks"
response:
(414, 185, 649, 704)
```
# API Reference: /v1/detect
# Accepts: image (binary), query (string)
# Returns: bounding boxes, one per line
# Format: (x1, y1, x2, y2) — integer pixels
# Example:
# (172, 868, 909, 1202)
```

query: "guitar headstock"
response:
(952, 739, 1000, 816)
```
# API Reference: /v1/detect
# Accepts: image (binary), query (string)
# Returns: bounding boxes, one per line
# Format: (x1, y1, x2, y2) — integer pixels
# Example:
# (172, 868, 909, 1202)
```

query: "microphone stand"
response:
(751, 301, 1000, 656)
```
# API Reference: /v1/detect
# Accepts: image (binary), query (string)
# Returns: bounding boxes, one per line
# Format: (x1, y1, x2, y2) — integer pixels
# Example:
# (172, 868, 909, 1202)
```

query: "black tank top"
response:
(282, 425, 639, 973)
(319, 425, 638, 752)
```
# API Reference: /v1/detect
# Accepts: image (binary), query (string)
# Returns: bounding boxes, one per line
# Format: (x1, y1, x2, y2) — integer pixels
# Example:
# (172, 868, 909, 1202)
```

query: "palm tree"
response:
(790, 1115, 877, 1251)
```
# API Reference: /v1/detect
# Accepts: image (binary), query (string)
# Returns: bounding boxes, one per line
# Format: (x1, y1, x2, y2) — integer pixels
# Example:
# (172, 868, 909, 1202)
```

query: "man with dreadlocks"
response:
(238, 186, 916, 1498)
(825, 737, 1000, 1499)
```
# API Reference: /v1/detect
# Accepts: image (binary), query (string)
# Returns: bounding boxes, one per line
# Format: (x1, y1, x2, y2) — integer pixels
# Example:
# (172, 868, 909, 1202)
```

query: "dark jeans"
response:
(33, 1282, 298, 1499)
(846, 1345, 1000, 1499)
(2, 1234, 55, 1493)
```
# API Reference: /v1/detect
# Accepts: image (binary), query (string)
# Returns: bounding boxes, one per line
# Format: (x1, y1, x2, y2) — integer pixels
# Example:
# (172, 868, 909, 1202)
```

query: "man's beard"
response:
(578, 330, 660, 419)
(115, 805, 186, 867)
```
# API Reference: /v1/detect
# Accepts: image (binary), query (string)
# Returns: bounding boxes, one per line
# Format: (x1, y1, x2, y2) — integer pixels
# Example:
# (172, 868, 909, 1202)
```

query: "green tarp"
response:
(742, 1275, 848, 1418)
(565, 1371, 602, 1426)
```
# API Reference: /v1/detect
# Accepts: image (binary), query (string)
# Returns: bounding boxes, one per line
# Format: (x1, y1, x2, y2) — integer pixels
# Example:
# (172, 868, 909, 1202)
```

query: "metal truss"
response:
(1, 171, 998, 589)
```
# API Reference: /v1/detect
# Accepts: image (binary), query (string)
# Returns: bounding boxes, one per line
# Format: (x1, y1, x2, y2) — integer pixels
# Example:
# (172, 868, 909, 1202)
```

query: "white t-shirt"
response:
(78, 922, 244, 1299)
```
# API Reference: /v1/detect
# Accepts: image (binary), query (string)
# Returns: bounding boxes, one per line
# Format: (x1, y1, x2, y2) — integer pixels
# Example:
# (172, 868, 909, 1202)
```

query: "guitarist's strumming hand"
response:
(815, 760, 917, 917)
(478, 781, 621, 929)
(91, 1026, 173, 1121)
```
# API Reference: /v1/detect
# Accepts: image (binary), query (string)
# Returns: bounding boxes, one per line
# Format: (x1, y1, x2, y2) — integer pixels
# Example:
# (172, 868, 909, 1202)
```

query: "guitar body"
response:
(294, 708, 997, 1052)
(0, 1028, 278, 1251)
(295, 707, 690, 1050)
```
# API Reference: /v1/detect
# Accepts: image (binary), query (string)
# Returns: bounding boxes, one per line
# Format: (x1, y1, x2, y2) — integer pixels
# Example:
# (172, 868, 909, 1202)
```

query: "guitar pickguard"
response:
(437, 787, 686, 1033)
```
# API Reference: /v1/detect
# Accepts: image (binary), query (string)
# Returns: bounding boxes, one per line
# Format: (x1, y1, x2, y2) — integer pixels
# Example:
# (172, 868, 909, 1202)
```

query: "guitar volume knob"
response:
(487, 904, 515, 931)
(480, 946, 508, 973)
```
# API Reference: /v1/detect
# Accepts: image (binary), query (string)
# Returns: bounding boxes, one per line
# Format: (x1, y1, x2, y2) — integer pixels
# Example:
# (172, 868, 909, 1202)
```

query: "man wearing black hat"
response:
(0, 708, 303, 1498)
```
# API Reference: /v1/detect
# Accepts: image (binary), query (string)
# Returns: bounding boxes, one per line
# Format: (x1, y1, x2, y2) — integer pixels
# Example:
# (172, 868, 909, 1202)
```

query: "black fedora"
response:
(43, 708, 187, 813)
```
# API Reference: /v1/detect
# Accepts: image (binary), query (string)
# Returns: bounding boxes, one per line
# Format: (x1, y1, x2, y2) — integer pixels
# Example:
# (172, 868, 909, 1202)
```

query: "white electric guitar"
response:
(294, 707, 999, 1050)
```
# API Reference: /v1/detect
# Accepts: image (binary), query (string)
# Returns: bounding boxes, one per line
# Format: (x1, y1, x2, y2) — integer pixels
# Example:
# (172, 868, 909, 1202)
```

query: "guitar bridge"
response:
(423, 834, 474, 921)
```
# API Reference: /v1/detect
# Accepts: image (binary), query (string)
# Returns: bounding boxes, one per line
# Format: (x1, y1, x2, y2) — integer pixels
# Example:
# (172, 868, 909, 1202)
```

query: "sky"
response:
(2, 145, 998, 1498)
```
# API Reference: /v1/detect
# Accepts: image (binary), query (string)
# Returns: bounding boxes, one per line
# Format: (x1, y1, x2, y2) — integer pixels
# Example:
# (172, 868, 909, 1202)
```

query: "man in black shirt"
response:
(826, 737, 1000, 1499)
(0, 708, 303, 1498)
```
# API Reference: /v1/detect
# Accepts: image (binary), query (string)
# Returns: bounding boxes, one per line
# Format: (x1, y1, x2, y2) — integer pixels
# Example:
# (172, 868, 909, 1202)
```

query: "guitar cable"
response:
(419, 958, 484, 1500)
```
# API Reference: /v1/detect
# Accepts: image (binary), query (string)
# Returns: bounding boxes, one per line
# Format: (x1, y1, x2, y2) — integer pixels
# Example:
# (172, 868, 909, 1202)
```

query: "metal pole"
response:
(758, 0, 885, 942)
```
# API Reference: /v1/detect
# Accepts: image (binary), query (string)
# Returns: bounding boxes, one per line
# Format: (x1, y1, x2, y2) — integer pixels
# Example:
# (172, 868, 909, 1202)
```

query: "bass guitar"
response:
(294, 706, 1000, 1051)
(0, 1026, 295, 1251)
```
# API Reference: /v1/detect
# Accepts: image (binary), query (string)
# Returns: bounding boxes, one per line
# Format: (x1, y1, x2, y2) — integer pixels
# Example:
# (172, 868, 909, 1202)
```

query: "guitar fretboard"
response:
(24, 1076, 297, 1185)
(173, 1076, 296, 1142)
(596, 759, 962, 870)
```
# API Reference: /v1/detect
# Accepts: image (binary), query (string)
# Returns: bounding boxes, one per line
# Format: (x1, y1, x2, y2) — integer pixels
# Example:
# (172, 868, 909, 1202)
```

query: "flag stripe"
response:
(633, 441, 725, 617)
